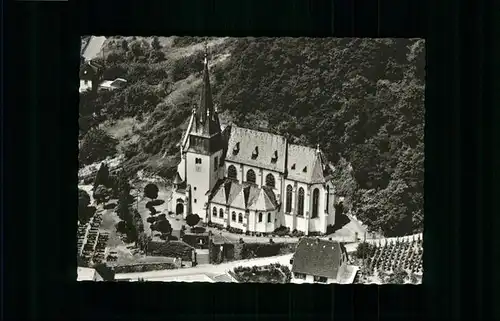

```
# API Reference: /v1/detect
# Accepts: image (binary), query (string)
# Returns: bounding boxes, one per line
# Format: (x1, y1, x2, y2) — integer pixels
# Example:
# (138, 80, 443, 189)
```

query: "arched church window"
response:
(212, 207, 217, 217)
(326, 186, 330, 214)
(238, 213, 243, 223)
(232, 211, 236, 221)
(286, 185, 293, 213)
(265, 173, 275, 188)
(219, 208, 224, 218)
(258, 213, 263, 222)
(298, 187, 305, 216)
(246, 169, 256, 184)
(228, 165, 237, 180)
(312, 188, 319, 218)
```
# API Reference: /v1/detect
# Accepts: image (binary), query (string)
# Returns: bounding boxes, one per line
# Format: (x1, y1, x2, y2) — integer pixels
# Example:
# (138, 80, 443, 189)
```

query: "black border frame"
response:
(4, 0, 498, 320)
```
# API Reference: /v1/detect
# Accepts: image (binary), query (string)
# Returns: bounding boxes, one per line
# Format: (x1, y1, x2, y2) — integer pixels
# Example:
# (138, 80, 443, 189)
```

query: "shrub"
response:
(78, 189, 91, 210)
(149, 199, 165, 206)
(146, 216, 157, 224)
(93, 185, 111, 203)
(190, 226, 206, 234)
(291, 229, 305, 237)
(186, 214, 201, 228)
(103, 202, 117, 210)
(157, 214, 166, 221)
(273, 226, 290, 237)
(227, 227, 244, 234)
(144, 183, 159, 200)
(152, 219, 172, 235)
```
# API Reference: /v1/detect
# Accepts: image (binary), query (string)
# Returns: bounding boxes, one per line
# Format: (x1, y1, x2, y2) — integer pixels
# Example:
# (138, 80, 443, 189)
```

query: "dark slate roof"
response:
(291, 238, 347, 279)
(287, 144, 326, 184)
(225, 126, 287, 173)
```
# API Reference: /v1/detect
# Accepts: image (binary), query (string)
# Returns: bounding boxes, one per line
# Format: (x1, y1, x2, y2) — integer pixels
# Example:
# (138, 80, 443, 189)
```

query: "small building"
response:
(99, 78, 127, 91)
(291, 238, 349, 284)
(77, 267, 104, 281)
(79, 60, 103, 93)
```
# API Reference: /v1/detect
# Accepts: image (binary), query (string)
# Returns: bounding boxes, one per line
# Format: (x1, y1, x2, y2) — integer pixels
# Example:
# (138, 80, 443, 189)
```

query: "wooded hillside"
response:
(79, 37, 425, 236)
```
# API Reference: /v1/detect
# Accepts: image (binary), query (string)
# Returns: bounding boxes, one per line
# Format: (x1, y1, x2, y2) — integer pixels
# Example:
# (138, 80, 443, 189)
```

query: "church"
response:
(168, 50, 339, 235)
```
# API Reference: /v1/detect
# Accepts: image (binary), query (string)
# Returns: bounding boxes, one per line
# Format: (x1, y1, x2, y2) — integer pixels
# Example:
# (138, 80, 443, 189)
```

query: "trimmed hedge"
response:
(147, 240, 195, 261)
(113, 262, 178, 274)
(240, 242, 296, 259)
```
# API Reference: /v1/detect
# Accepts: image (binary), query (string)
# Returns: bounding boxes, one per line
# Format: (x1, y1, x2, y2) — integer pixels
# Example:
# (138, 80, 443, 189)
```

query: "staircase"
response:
(196, 249, 210, 265)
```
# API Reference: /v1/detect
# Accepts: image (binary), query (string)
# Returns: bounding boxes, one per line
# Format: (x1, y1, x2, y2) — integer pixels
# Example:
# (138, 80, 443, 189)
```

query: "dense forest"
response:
(79, 36, 425, 236)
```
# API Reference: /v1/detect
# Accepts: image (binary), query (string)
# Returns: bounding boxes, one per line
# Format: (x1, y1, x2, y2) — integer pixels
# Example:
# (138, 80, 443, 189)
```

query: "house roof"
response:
(225, 126, 287, 173)
(291, 238, 347, 279)
(287, 144, 326, 184)
(209, 179, 279, 211)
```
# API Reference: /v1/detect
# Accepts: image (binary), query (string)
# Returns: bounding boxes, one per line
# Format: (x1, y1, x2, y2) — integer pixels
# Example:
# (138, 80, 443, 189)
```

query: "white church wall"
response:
(283, 213, 295, 230)
(227, 206, 246, 231)
(296, 216, 307, 233)
(210, 204, 226, 226)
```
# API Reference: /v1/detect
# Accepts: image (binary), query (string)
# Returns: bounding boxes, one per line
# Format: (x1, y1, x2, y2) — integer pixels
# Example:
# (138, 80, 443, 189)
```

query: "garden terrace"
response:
(232, 263, 292, 284)
(355, 235, 423, 282)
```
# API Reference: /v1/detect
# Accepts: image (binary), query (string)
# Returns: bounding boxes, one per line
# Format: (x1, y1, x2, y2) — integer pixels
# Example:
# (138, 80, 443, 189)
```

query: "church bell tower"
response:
(184, 43, 224, 221)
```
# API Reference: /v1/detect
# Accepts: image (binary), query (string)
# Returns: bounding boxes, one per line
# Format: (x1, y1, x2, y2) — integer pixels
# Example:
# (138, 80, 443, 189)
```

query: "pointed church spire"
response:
(197, 40, 214, 124)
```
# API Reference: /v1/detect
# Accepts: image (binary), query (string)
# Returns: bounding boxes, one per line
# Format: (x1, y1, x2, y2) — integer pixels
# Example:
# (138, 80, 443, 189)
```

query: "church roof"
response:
(173, 172, 183, 184)
(286, 144, 326, 184)
(225, 126, 287, 173)
(208, 179, 279, 211)
(190, 49, 221, 138)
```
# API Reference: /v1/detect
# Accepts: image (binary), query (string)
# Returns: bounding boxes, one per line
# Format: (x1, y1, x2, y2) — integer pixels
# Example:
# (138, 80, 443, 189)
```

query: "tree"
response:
(79, 128, 118, 166)
(143, 183, 159, 200)
(93, 163, 110, 190)
(151, 37, 162, 50)
(185, 214, 201, 228)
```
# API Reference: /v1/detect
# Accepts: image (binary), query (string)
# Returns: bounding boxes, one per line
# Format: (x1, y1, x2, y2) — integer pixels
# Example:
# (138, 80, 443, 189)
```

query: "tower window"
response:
(238, 213, 243, 223)
(212, 207, 217, 217)
(291, 164, 296, 170)
(258, 213, 263, 222)
(267, 213, 271, 223)
(303, 166, 307, 172)
(232, 211, 236, 221)
(214, 156, 218, 172)
(195, 158, 202, 164)
(219, 208, 224, 218)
